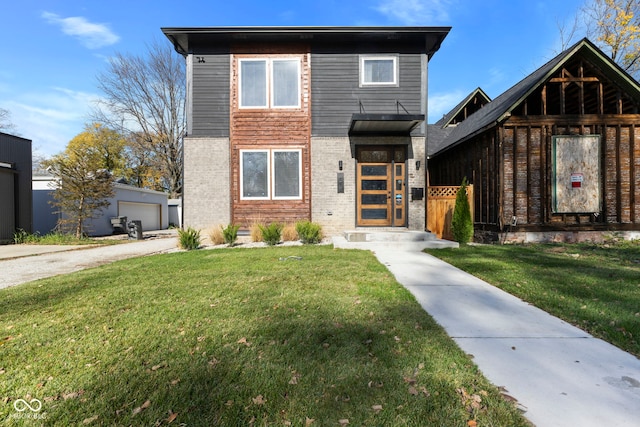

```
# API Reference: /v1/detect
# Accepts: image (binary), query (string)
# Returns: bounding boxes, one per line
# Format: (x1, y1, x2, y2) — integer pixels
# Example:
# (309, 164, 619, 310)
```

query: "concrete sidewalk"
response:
(334, 238, 640, 427)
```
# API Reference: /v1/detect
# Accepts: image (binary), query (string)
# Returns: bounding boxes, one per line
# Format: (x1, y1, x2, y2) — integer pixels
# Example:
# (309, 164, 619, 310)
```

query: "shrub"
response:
(207, 225, 225, 245)
(451, 177, 474, 244)
(282, 223, 298, 242)
(296, 220, 323, 244)
(222, 224, 240, 246)
(13, 229, 31, 244)
(259, 222, 283, 246)
(178, 227, 201, 250)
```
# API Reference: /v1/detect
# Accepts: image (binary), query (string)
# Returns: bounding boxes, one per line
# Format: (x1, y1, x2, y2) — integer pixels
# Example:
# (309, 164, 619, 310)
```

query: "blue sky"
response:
(1, 0, 586, 157)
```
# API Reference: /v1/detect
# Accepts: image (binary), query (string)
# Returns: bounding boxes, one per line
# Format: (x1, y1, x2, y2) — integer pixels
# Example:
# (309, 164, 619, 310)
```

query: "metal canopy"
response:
(349, 113, 424, 135)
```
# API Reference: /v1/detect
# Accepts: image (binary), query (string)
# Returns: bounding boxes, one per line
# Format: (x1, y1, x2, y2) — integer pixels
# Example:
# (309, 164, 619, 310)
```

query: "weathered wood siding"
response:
(229, 45, 312, 226)
(429, 116, 640, 232)
(190, 54, 230, 137)
(311, 50, 424, 136)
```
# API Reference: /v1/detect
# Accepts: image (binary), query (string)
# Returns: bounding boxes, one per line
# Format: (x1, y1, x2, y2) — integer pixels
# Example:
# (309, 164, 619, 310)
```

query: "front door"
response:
(356, 146, 406, 227)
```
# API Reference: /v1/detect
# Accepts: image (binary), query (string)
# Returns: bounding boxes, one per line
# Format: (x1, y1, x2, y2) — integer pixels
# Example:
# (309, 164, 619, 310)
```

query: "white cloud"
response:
(42, 12, 120, 49)
(428, 89, 466, 123)
(375, 0, 451, 25)
(2, 87, 102, 156)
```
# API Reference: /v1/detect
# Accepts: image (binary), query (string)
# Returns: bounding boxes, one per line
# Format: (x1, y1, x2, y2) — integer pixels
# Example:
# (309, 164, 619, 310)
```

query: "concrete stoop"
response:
(333, 229, 458, 250)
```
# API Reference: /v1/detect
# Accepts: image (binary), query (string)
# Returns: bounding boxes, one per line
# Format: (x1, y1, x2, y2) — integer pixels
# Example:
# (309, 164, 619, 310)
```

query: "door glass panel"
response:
(362, 194, 388, 205)
(395, 165, 402, 176)
(361, 165, 388, 176)
(361, 209, 388, 220)
(358, 149, 389, 163)
(395, 179, 403, 191)
(396, 208, 403, 220)
(361, 180, 387, 190)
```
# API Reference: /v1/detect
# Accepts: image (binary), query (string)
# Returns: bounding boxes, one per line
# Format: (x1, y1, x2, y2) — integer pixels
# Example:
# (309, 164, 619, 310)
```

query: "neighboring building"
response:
(428, 38, 640, 243)
(0, 132, 32, 243)
(163, 26, 450, 236)
(33, 175, 169, 236)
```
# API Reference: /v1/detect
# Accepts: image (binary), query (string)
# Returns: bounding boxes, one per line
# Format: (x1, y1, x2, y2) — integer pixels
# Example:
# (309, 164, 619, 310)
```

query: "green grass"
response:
(0, 246, 528, 426)
(426, 242, 640, 357)
(12, 230, 120, 246)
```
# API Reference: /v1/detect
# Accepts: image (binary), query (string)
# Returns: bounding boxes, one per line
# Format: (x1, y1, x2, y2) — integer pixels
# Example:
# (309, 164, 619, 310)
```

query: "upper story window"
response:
(239, 58, 301, 109)
(360, 56, 398, 86)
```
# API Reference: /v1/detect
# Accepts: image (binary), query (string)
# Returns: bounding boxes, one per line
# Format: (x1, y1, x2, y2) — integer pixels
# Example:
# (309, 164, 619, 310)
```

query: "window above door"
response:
(360, 55, 398, 87)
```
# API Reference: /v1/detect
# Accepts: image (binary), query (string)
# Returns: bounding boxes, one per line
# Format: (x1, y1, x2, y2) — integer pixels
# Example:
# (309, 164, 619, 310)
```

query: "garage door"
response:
(118, 202, 161, 231)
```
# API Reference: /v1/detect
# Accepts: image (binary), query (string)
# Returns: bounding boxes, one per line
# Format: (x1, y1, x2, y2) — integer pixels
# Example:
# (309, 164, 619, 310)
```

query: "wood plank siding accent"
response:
(230, 44, 312, 227)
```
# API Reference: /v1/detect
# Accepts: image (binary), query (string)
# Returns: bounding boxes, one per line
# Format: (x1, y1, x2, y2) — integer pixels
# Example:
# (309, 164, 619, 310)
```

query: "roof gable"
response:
(429, 38, 640, 157)
(435, 87, 491, 127)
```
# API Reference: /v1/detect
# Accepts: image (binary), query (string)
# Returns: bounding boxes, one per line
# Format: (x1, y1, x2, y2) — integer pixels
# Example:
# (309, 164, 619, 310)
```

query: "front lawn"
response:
(426, 242, 640, 357)
(0, 245, 528, 426)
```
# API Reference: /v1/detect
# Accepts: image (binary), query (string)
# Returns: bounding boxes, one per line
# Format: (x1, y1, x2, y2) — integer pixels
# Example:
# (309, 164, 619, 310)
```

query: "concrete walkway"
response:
(334, 238, 640, 427)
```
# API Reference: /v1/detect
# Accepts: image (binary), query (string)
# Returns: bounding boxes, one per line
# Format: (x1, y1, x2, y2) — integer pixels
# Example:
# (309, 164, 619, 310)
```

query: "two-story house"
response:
(162, 26, 450, 236)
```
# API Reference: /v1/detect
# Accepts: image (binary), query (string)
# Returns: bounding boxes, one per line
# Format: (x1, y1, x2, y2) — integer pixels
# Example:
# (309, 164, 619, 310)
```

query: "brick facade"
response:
(183, 137, 231, 229)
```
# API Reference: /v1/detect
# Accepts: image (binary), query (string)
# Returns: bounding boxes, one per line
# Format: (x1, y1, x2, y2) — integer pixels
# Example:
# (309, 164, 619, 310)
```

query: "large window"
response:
(360, 56, 398, 86)
(239, 58, 301, 109)
(240, 149, 302, 200)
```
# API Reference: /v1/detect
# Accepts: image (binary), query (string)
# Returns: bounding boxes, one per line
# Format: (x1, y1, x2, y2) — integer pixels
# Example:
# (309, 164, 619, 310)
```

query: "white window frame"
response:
(271, 59, 301, 109)
(240, 148, 303, 200)
(360, 55, 398, 86)
(238, 58, 301, 109)
(238, 59, 269, 109)
(272, 149, 302, 200)
(240, 149, 270, 200)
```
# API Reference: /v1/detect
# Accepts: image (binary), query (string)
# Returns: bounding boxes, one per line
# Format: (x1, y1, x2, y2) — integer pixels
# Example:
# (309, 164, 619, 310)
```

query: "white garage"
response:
(118, 201, 162, 231)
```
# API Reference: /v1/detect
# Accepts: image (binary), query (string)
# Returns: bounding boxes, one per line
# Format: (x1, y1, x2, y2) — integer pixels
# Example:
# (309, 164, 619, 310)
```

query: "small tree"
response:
(451, 177, 473, 244)
(42, 125, 121, 238)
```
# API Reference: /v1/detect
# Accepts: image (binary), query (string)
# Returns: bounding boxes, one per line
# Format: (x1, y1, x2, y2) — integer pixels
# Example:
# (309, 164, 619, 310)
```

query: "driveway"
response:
(0, 232, 178, 289)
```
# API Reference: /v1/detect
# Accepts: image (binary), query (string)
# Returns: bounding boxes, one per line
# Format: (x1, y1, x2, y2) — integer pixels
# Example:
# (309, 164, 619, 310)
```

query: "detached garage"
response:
(33, 176, 169, 236)
(118, 201, 162, 231)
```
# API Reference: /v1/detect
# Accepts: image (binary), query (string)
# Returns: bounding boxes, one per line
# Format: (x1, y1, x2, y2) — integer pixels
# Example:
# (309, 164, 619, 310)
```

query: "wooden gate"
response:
(427, 185, 473, 240)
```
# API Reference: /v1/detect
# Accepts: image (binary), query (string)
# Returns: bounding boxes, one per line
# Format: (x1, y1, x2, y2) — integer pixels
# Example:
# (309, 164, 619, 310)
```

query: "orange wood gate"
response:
(427, 185, 474, 240)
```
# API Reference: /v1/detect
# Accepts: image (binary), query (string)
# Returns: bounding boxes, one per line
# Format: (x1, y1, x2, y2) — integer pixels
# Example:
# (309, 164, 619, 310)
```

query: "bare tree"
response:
(0, 107, 16, 132)
(582, 0, 640, 77)
(94, 41, 185, 198)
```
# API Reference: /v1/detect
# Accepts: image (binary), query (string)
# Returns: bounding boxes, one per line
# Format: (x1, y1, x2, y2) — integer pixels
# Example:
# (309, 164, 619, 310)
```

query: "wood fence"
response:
(427, 185, 474, 240)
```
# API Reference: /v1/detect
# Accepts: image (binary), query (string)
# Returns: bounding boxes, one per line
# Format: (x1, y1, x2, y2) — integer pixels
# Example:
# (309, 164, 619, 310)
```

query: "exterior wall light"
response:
(416, 160, 421, 170)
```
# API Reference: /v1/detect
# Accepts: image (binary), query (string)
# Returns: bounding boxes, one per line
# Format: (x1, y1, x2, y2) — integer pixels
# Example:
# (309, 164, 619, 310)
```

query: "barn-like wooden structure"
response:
(428, 38, 640, 242)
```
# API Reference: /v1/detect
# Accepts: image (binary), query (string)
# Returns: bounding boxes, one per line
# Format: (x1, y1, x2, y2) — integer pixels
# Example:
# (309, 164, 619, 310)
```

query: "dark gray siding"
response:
(0, 132, 32, 240)
(311, 52, 425, 137)
(190, 55, 230, 137)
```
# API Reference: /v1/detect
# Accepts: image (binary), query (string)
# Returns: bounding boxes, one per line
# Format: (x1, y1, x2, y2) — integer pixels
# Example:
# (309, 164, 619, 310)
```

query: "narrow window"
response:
(272, 59, 300, 108)
(241, 150, 269, 199)
(239, 60, 268, 108)
(360, 56, 398, 86)
(273, 150, 301, 199)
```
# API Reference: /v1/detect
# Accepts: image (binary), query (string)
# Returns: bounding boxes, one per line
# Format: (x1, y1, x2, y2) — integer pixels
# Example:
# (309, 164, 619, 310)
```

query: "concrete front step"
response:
(344, 229, 436, 242)
(332, 236, 459, 250)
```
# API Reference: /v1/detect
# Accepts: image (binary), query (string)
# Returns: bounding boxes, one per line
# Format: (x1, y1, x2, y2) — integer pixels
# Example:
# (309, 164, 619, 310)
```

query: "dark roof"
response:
(428, 38, 640, 157)
(434, 87, 491, 127)
(162, 26, 450, 59)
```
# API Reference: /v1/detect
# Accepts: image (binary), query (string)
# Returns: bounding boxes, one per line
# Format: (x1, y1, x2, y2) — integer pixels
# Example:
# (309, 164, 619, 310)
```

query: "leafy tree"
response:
(583, 0, 640, 78)
(42, 125, 124, 238)
(451, 177, 473, 244)
(94, 40, 185, 198)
